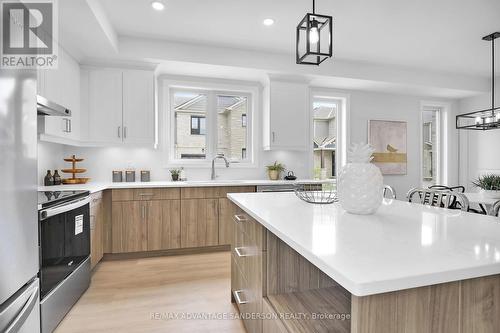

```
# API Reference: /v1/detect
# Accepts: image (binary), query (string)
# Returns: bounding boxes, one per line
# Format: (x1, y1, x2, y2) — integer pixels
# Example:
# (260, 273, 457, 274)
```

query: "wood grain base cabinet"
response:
(231, 208, 266, 333)
(90, 192, 104, 269)
(112, 200, 181, 253)
(109, 186, 255, 253)
(181, 199, 218, 248)
(112, 201, 147, 253)
(218, 198, 237, 246)
(228, 202, 500, 333)
(147, 200, 181, 251)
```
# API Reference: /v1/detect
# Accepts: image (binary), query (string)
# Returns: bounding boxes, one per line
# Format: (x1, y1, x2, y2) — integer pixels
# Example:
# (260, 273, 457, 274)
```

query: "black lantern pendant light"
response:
(456, 32, 500, 130)
(296, 0, 333, 66)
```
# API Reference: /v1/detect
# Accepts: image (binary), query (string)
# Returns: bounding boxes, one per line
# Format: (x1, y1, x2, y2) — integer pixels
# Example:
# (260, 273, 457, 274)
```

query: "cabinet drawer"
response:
(181, 187, 220, 199)
(233, 210, 266, 251)
(133, 188, 180, 201)
(181, 186, 256, 199)
(112, 188, 180, 201)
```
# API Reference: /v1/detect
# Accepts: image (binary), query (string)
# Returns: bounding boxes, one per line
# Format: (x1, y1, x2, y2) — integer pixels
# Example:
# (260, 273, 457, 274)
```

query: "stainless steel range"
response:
(38, 190, 91, 333)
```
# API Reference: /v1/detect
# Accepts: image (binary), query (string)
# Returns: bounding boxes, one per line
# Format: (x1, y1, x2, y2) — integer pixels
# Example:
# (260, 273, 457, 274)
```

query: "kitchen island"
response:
(227, 192, 500, 333)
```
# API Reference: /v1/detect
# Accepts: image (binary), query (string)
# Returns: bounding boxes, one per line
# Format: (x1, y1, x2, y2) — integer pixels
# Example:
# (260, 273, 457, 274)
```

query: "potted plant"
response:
(472, 174, 500, 199)
(266, 161, 285, 181)
(170, 168, 181, 181)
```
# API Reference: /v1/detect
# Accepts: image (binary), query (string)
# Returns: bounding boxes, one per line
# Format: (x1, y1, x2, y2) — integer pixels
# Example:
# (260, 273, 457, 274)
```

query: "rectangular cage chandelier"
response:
(296, 0, 333, 66)
(456, 32, 500, 130)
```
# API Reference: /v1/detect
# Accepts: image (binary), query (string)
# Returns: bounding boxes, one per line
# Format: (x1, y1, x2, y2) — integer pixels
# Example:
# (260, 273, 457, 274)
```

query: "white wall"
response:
(37, 85, 460, 198)
(38, 142, 66, 184)
(457, 76, 500, 191)
(342, 90, 458, 198)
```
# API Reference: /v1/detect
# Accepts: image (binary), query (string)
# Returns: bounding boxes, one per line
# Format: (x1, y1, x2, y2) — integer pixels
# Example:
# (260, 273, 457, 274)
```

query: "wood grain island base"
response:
(227, 199, 500, 333)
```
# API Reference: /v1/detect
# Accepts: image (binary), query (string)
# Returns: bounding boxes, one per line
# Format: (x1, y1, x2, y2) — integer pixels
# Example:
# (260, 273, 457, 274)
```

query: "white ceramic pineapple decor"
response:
(338, 143, 383, 215)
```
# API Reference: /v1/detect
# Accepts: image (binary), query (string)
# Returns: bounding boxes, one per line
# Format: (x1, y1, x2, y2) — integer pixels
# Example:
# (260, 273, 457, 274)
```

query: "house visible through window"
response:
(170, 87, 252, 163)
(191, 116, 206, 135)
(312, 98, 338, 178)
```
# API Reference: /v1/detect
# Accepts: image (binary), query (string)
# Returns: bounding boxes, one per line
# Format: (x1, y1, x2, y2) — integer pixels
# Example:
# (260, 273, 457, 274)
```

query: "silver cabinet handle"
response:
(124, 126, 127, 139)
(141, 205, 147, 220)
(233, 290, 248, 305)
(272, 131, 276, 142)
(68, 119, 72, 133)
(233, 214, 248, 223)
(138, 193, 154, 197)
(118, 126, 121, 138)
(234, 247, 247, 257)
(63, 118, 69, 133)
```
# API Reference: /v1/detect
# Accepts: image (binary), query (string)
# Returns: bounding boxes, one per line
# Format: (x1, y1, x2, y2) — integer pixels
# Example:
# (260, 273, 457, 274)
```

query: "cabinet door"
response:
(266, 80, 308, 151)
(88, 69, 123, 143)
(111, 201, 147, 253)
(90, 194, 104, 269)
(147, 200, 181, 251)
(218, 198, 237, 246)
(122, 70, 154, 144)
(38, 47, 81, 140)
(181, 199, 219, 248)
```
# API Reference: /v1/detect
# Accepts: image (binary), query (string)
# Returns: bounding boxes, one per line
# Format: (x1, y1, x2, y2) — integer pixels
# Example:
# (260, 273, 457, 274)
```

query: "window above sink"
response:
(162, 78, 259, 168)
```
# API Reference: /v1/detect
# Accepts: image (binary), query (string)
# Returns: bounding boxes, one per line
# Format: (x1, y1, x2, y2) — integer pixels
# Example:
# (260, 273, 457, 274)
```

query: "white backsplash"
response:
(37, 142, 311, 184)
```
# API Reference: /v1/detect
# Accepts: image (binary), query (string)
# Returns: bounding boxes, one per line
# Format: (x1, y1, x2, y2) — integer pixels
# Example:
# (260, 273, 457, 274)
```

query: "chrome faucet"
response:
(211, 154, 230, 180)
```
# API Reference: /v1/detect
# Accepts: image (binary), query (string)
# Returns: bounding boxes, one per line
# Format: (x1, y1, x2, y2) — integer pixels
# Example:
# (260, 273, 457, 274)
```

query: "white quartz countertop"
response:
(38, 179, 330, 194)
(227, 192, 500, 297)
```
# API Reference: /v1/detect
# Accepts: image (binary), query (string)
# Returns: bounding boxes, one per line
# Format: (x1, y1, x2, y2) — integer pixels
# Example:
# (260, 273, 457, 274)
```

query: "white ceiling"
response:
(98, 0, 500, 77)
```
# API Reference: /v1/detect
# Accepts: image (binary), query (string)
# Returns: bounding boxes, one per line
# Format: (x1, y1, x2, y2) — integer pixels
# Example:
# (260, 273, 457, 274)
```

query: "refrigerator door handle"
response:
(40, 196, 90, 220)
(2, 281, 39, 333)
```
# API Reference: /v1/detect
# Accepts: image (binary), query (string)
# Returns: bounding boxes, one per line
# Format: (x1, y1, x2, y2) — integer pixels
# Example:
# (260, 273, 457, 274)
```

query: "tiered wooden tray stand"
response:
(62, 155, 90, 184)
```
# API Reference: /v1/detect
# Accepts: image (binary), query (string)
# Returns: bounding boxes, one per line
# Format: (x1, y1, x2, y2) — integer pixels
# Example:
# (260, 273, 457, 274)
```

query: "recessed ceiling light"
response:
(151, 1, 165, 11)
(263, 18, 275, 26)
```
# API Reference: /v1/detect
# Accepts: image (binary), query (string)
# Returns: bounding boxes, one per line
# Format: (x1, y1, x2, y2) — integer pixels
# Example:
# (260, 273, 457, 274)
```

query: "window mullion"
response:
(207, 92, 217, 161)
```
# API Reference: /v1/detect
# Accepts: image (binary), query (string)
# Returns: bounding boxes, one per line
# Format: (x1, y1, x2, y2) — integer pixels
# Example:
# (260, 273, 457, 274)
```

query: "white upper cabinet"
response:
(122, 70, 154, 144)
(37, 46, 80, 141)
(87, 68, 123, 144)
(83, 67, 155, 145)
(263, 79, 309, 151)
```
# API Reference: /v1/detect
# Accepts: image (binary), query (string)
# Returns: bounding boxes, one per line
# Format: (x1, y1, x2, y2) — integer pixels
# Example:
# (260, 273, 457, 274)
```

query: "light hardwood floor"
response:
(55, 252, 246, 333)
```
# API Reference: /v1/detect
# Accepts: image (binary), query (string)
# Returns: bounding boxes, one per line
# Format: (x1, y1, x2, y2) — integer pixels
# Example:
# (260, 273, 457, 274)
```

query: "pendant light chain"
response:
(312, 0, 315, 14)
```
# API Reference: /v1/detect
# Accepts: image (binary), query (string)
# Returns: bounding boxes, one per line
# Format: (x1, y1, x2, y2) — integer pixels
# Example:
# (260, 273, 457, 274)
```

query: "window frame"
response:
(309, 90, 350, 179)
(163, 78, 258, 168)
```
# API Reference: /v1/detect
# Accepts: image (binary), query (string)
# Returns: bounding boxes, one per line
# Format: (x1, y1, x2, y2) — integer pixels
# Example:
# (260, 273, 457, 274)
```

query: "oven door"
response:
(39, 197, 90, 299)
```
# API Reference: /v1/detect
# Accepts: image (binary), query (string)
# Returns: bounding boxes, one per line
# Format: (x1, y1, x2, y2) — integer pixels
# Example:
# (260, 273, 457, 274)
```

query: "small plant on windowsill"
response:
(170, 168, 181, 181)
(472, 174, 500, 199)
(266, 161, 285, 181)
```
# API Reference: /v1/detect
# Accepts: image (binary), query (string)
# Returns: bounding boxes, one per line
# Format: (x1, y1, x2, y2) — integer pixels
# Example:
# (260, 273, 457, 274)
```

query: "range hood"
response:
(37, 95, 71, 117)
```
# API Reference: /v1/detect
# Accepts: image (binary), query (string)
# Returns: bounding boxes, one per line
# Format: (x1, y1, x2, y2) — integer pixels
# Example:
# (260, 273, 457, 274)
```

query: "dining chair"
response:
(489, 200, 500, 217)
(429, 185, 466, 193)
(407, 188, 469, 211)
(383, 185, 396, 199)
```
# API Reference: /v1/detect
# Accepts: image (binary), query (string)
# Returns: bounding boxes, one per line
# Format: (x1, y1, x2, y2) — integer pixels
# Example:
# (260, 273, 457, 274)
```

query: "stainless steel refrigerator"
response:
(0, 67, 41, 332)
